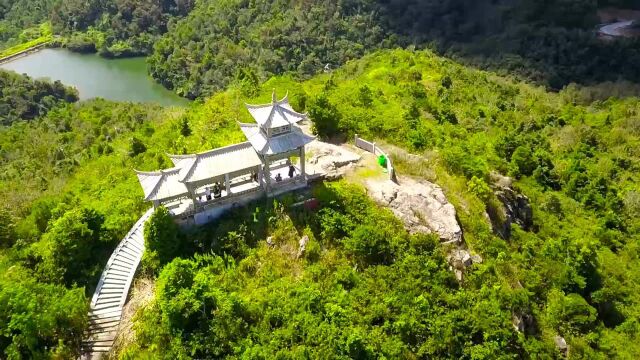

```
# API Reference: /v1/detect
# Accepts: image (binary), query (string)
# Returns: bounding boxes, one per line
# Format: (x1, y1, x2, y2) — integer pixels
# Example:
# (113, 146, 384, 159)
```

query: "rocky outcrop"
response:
(364, 176, 462, 244)
(488, 173, 533, 239)
(306, 140, 361, 180)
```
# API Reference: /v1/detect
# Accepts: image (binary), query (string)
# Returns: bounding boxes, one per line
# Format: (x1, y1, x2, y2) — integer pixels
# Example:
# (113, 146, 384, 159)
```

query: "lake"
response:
(0, 49, 189, 106)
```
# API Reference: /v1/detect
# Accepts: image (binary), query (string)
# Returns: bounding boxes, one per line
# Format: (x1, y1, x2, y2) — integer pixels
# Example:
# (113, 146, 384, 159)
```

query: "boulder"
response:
(364, 176, 462, 243)
(471, 254, 483, 264)
(512, 313, 525, 333)
(488, 173, 533, 239)
(512, 311, 535, 334)
(453, 268, 464, 282)
(297, 235, 309, 258)
(448, 249, 472, 270)
(554, 335, 569, 357)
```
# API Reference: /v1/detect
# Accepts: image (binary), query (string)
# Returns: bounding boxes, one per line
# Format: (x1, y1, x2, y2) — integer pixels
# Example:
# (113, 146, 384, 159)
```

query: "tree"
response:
(308, 93, 341, 139)
(509, 145, 536, 178)
(546, 290, 597, 335)
(0, 208, 15, 248)
(0, 270, 88, 359)
(129, 136, 147, 156)
(467, 176, 492, 203)
(0, 70, 78, 125)
(144, 206, 179, 267)
(180, 117, 191, 137)
(344, 224, 396, 266)
(358, 85, 373, 106)
(36, 207, 107, 286)
(403, 102, 421, 129)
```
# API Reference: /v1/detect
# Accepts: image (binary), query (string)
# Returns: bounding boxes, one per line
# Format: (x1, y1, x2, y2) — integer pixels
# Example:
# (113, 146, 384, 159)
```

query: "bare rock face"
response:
(306, 141, 361, 180)
(488, 173, 533, 239)
(364, 176, 462, 243)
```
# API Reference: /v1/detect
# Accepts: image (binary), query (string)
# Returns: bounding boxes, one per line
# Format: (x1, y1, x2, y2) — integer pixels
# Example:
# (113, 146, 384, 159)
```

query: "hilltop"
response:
(0, 48, 638, 358)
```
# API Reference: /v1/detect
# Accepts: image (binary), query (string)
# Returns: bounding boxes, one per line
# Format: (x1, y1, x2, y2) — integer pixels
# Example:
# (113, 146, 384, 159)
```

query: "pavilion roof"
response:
(239, 122, 315, 155)
(245, 91, 307, 129)
(167, 142, 262, 184)
(135, 167, 189, 202)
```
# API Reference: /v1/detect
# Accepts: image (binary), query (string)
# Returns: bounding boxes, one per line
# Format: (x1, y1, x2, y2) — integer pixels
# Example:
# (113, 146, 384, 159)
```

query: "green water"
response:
(1, 49, 188, 106)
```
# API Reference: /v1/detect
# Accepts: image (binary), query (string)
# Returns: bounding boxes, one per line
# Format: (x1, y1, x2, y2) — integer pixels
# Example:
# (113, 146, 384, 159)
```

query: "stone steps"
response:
(81, 208, 153, 359)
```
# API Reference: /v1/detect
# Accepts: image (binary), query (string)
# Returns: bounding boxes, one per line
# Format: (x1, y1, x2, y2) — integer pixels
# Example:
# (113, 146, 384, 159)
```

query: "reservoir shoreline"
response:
(0, 48, 188, 106)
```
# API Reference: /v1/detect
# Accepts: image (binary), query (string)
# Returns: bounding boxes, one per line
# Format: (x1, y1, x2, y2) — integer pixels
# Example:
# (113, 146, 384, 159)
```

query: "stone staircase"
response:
(81, 208, 153, 358)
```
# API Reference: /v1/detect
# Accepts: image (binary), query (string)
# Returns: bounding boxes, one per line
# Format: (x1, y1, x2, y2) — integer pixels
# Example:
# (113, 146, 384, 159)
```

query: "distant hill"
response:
(146, 0, 640, 98)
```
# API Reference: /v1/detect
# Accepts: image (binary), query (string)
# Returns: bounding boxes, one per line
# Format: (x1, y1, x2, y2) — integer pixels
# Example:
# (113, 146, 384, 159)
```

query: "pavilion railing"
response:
(354, 134, 396, 182)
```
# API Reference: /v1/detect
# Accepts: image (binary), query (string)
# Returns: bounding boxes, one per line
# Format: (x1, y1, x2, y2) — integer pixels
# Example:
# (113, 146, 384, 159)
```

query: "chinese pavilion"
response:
(134, 91, 315, 221)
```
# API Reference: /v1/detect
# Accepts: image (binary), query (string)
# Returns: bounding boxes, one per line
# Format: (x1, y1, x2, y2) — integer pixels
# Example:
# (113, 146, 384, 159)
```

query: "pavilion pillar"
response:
(299, 146, 306, 182)
(225, 174, 231, 195)
(188, 184, 197, 210)
(264, 156, 271, 193)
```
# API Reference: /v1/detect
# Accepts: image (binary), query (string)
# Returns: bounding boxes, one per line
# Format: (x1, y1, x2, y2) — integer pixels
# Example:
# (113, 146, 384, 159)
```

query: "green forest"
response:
(1, 0, 640, 359)
(1, 47, 639, 358)
(0, 69, 78, 125)
(3, 1, 640, 93)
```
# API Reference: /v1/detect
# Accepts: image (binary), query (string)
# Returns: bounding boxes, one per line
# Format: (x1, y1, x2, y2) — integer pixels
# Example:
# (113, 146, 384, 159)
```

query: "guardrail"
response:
(354, 134, 396, 182)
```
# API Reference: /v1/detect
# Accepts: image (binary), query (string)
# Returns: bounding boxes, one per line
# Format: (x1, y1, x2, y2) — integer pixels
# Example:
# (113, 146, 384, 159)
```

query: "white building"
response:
(135, 91, 315, 224)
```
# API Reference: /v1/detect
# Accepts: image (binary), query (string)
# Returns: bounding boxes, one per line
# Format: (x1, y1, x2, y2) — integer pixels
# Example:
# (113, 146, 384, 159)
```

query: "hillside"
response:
(0, 49, 638, 358)
(147, 0, 640, 98)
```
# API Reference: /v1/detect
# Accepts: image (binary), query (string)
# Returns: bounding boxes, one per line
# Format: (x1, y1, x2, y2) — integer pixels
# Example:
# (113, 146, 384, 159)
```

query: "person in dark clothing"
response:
(213, 182, 221, 198)
(288, 164, 295, 178)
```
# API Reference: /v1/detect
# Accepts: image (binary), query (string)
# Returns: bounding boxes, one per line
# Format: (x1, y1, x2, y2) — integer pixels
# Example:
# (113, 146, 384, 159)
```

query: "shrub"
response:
(308, 93, 341, 139)
(35, 208, 108, 286)
(129, 137, 147, 157)
(509, 146, 536, 178)
(144, 207, 180, 269)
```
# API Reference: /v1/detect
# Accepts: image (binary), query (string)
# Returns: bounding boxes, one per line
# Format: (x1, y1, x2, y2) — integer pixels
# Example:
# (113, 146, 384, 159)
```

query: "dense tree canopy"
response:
(3, 0, 640, 94)
(141, 0, 640, 98)
(0, 0, 55, 50)
(50, 0, 195, 57)
(0, 69, 78, 125)
(146, 0, 389, 98)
